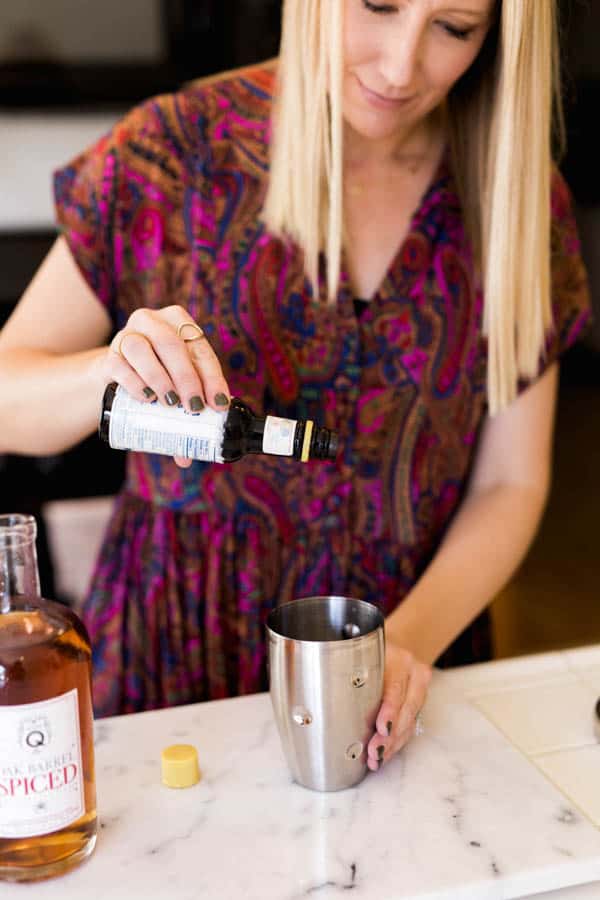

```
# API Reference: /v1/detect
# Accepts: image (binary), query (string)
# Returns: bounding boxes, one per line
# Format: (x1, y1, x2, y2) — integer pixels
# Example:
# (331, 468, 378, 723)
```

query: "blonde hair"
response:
(263, 0, 563, 414)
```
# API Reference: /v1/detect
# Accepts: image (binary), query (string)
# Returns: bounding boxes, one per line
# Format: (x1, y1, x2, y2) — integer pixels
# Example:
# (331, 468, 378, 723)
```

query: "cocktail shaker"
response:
(266, 595, 385, 792)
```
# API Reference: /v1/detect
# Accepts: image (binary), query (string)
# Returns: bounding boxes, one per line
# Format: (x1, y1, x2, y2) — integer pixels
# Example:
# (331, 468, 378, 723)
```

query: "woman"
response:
(0, 0, 591, 773)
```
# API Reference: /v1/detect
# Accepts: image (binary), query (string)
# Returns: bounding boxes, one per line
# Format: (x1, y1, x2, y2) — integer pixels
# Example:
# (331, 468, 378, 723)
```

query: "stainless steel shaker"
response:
(266, 595, 385, 792)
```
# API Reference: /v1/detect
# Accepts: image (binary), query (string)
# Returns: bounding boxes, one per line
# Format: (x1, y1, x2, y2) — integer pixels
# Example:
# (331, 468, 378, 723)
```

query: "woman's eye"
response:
(361, 2, 476, 39)
(440, 22, 474, 41)
(362, 0, 397, 14)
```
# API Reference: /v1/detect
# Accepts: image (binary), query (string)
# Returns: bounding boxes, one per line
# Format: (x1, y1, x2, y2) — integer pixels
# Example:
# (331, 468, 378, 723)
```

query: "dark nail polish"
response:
(377, 745, 385, 762)
(143, 386, 156, 400)
(190, 395, 204, 413)
(214, 392, 229, 407)
(165, 391, 180, 407)
(386, 721, 392, 737)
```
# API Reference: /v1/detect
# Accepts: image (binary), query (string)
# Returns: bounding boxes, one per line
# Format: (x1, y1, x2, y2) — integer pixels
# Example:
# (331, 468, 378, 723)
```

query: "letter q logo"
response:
(19, 716, 52, 752)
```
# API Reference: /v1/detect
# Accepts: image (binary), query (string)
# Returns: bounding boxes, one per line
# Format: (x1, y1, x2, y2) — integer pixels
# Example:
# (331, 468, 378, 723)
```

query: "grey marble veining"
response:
(4, 668, 600, 899)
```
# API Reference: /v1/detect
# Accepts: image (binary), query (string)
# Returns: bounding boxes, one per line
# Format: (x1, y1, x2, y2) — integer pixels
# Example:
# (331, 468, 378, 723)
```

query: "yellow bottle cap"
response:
(161, 744, 200, 789)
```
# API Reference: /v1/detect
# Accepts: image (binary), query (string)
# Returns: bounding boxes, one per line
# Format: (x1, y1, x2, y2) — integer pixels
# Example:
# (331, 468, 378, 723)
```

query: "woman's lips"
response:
(356, 75, 415, 110)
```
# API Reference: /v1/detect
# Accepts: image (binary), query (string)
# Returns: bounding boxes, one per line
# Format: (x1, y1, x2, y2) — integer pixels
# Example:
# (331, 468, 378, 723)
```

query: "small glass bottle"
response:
(99, 383, 339, 463)
(0, 514, 97, 882)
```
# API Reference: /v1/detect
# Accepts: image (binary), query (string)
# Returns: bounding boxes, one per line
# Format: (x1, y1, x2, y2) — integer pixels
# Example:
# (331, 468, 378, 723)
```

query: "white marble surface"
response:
(443, 644, 600, 834)
(6, 648, 600, 900)
(0, 112, 120, 232)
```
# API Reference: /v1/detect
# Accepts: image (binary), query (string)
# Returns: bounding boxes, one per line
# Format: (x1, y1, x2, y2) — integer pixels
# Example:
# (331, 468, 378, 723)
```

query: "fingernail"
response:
(165, 391, 180, 406)
(190, 395, 204, 413)
(214, 392, 229, 407)
(143, 386, 156, 400)
(386, 721, 392, 737)
(377, 745, 385, 762)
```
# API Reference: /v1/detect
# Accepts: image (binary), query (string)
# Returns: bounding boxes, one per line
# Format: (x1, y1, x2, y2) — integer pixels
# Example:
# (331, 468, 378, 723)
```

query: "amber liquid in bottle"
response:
(0, 598, 97, 881)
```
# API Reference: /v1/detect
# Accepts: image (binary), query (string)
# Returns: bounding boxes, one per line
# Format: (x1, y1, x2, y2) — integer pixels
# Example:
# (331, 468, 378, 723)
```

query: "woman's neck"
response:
(343, 110, 444, 174)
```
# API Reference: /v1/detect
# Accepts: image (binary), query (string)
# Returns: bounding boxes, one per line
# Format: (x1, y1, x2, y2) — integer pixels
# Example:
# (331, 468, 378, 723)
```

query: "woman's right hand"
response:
(93, 305, 231, 467)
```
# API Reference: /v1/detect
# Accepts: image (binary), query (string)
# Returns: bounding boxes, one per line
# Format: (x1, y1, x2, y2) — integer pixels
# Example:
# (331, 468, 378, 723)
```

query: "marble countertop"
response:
(6, 645, 600, 900)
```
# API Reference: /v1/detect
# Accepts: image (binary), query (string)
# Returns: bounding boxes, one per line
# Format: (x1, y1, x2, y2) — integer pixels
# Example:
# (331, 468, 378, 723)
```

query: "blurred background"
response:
(0, 0, 598, 660)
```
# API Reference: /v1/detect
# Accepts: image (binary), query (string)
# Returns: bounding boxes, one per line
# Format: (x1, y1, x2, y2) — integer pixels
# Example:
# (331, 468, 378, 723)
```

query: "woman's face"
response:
(343, 0, 495, 145)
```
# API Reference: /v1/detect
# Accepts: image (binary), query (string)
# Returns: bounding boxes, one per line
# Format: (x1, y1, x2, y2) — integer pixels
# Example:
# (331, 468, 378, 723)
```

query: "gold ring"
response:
(176, 322, 205, 342)
(111, 331, 153, 359)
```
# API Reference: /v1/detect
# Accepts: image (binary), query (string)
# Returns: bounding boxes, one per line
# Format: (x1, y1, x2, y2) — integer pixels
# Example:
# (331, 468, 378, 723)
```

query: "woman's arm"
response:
(385, 360, 558, 662)
(0, 237, 112, 455)
(0, 237, 231, 457)
(367, 362, 558, 770)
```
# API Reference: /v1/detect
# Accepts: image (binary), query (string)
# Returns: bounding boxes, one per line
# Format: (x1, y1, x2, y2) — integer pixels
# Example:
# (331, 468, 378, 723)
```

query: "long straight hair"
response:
(263, 0, 563, 414)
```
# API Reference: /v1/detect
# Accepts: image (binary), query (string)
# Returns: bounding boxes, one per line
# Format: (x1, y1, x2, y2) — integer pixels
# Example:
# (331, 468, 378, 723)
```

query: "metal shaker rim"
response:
(266, 595, 384, 646)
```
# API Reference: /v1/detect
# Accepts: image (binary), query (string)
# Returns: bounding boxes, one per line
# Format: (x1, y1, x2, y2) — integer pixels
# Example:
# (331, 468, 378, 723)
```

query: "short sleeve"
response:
(52, 94, 193, 330)
(543, 167, 592, 366)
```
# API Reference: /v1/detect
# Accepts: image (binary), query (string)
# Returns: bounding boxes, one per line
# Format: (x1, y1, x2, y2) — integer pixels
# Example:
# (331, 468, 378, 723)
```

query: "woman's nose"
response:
(378, 21, 422, 91)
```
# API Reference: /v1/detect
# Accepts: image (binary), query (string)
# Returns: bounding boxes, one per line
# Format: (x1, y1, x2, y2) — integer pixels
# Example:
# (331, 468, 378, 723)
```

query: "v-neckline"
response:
(339, 147, 450, 308)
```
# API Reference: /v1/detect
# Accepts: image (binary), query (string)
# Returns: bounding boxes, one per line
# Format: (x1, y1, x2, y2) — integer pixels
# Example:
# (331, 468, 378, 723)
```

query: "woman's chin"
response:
(344, 115, 410, 146)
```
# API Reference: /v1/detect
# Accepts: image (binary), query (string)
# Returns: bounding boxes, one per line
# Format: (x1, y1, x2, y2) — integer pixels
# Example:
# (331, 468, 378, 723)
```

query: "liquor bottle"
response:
(0, 514, 97, 882)
(99, 383, 339, 463)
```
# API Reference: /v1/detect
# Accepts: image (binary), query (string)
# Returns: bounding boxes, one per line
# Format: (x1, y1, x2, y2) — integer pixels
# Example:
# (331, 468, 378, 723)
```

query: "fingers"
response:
(111, 306, 231, 413)
(367, 650, 431, 772)
(385, 673, 424, 739)
(156, 306, 231, 411)
(186, 334, 231, 411)
(112, 331, 186, 409)
(103, 339, 157, 404)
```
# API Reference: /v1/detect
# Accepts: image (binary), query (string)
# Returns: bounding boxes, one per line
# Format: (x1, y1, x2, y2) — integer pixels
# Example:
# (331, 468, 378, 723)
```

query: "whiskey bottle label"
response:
(109, 385, 227, 462)
(0, 688, 85, 838)
(262, 416, 296, 456)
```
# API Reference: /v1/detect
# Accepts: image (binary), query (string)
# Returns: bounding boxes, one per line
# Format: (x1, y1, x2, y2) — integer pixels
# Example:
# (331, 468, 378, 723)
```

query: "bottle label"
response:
(0, 689, 85, 838)
(109, 385, 227, 463)
(262, 416, 296, 456)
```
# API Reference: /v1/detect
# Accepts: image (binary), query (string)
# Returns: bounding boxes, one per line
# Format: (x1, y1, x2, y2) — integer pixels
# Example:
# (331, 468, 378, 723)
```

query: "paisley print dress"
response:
(53, 65, 591, 717)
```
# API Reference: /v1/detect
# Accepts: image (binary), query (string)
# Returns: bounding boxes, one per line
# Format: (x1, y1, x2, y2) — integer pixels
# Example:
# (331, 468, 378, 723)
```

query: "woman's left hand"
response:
(367, 640, 433, 771)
